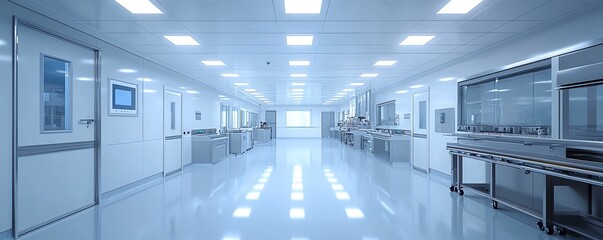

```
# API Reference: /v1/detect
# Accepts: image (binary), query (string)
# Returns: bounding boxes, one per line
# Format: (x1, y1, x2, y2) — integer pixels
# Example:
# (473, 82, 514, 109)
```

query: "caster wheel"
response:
(491, 200, 498, 209)
(450, 186, 455, 192)
(459, 189, 465, 196)
(545, 226, 554, 235)
(553, 225, 567, 235)
(537, 221, 545, 231)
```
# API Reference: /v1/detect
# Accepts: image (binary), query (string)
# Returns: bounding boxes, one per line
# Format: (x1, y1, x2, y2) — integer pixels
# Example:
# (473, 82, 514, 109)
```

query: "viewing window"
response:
(286, 111, 311, 127)
(42, 55, 71, 132)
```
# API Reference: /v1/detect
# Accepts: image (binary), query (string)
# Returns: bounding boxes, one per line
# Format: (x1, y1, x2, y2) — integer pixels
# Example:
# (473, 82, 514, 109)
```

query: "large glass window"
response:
(460, 68, 552, 130)
(377, 101, 396, 126)
(563, 84, 603, 141)
(286, 111, 311, 127)
(42, 56, 71, 132)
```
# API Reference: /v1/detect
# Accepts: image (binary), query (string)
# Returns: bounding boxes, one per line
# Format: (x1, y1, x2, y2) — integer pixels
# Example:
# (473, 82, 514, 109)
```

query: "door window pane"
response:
(42, 56, 71, 132)
(170, 102, 176, 130)
(419, 101, 427, 129)
(377, 102, 395, 126)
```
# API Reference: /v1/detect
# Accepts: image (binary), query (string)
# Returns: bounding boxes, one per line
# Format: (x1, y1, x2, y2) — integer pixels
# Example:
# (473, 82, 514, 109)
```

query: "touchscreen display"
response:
(112, 84, 136, 110)
(115, 88, 132, 106)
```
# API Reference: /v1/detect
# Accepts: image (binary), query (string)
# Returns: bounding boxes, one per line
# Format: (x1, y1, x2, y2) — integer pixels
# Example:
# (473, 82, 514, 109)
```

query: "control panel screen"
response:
(109, 79, 137, 116)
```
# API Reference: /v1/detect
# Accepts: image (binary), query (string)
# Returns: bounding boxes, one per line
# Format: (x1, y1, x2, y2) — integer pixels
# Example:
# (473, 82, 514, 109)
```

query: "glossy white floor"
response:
(7, 138, 558, 240)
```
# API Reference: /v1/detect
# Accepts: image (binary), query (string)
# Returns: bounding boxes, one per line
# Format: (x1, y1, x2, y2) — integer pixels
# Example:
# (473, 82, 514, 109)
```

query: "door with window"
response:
(412, 90, 430, 172)
(164, 90, 182, 175)
(15, 23, 97, 235)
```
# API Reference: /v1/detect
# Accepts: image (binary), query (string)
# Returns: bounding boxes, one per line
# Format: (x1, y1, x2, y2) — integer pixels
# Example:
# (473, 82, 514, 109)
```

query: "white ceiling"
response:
(27, 0, 598, 105)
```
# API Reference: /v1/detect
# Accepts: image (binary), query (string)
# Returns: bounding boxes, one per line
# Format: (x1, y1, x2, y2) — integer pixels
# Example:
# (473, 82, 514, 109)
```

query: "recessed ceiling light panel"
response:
(287, 36, 314, 46)
(360, 73, 379, 78)
(350, 83, 365, 86)
(437, 0, 483, 14)
(221, 73, 240, 77)
(291, 74, 307, 78)
(374, 61, 397, 66)
(292, 82, 306, 86)
(289, 61, 310, 66)
(285, 0, 322, 14)
(164, 35, 199, 45)
(399, 36, 435, 45)
(115, 0, 163, 14)
(233, 82, 248, 86)
(202, 61, 225, 66)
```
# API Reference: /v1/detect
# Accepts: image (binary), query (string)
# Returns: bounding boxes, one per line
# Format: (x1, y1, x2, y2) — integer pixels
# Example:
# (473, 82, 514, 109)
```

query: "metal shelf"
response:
(556, 213, 603, 240)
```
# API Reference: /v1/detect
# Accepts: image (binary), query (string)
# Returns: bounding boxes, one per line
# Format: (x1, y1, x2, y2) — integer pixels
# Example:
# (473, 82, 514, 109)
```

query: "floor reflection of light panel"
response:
(290, 208, 305, 219)
(335, 192, 350, 200)
(328, 178, 338, 183)
(232, 208, 252, 218)
(245, 192, 260, 200)
(253, 184, 264, 190)
(292, 183, 303, 190)
(331, 184, 344, 190)
(345, 208, 364, 219)
(291, 192, 304, 200)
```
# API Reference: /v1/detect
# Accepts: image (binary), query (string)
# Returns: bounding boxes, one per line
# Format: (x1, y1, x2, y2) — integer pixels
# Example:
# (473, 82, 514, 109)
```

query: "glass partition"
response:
(563, 83, 603, 141)
(459, 66, 552, 135)
(377, 101, 396, 126)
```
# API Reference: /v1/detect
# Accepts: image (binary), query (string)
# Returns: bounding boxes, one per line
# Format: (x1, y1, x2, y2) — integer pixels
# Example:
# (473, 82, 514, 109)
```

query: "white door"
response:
(164, 89, 182, 175)
(412, 90, 430, 172)
(15, 24, 97, 235)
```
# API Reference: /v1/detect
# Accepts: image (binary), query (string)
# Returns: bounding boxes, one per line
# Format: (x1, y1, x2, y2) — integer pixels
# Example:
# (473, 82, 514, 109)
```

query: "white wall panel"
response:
(101, 142, 143, 193)
(0, 0, 13, 233)
(143, 139, 164, 178)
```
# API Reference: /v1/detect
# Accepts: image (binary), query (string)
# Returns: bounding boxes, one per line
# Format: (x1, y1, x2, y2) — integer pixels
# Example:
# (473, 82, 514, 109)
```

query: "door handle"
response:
(79, 119, 95, 128)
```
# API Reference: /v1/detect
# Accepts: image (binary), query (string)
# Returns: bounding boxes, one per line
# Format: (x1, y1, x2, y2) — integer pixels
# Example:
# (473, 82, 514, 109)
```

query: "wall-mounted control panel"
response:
(435, 108, 455, 133)
(109, 79, 138, 116)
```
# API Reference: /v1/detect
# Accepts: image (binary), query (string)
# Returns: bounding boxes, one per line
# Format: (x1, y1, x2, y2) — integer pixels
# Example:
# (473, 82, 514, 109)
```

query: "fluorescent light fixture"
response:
(337, 92, 347, 95)
(329, 98, 338, 101)
(291, 192, 304, 201)
(438, 0, 483, 14)
(291, 74, 307, 78)
(222, 236, 240, 240)
(164, 35, 199, 45)
(244, 89, 256, 92)
(143, 89, 156, 93)
(186, 90, 199, 94)
(336, 192, 350, 200)
(374, 61, 397, 66)
(292, 89, 305, 92)
(259, 178, 268, 183)
(345, 208, 365, 219)
(292, 82, 306, 86)
(292, 92, 304, 95)
(233, 82, 248, 86)
(292, 183, 303, 190)
(118, 68, 137, 73)
(534, 80, 552, 84)
(285, 0, 322, 14)
(218, 95, 226, 97)
(438, 77, 456, 82)
(343, 89, 354, 92)
(221, 73, 240, 78)
(331, 184, 344, 190)
(289, 61, 310, 66)
(360, 73, 379, 78)
(77, 77, 94, 81)
(328, 178, 338, 183)
(325, 173, 334, 177)
(410, 84, 424, 89)
(232, 207, 251, 218)
(202, 60, 225, 66)
(250, 92, 261, 95)
(350, 83, 365, 86)
(290, 208, 305, 219)
(287, 36, 314, 46)
(333, 95, 343, 98)
(399, 36, 435, 45)
(115, 0, 163, 14)
(253, 184, 264, 190)
(397, 90, 409, 94)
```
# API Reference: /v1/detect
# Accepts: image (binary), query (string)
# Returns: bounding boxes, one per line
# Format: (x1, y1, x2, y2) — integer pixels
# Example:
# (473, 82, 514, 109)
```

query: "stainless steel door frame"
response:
(13, 17, 100, 238)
